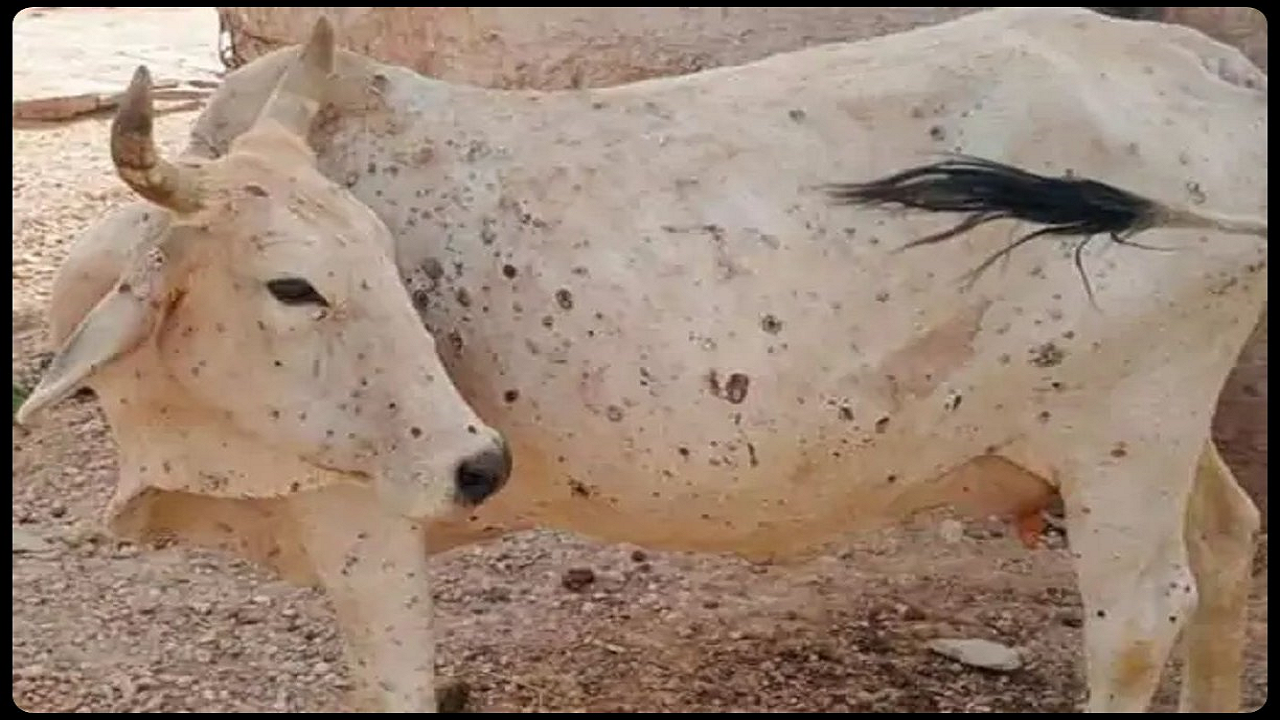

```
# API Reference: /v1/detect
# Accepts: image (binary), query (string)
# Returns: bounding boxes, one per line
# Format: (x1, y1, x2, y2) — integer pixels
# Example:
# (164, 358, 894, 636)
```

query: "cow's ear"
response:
(16, 275, 165, 426)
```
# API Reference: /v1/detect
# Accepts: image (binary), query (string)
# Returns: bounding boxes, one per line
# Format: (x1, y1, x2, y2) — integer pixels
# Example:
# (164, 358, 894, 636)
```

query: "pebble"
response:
(939, 519, 965, 544)
(15, 663, 47, 679)
(561, 567, 596, 592)
(927, 638, 1023, 672)
(13, 527, 54, 555)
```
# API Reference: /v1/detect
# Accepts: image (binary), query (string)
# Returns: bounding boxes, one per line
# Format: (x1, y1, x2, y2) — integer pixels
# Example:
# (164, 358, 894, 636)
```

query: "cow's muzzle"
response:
(453, 437, 512, 506)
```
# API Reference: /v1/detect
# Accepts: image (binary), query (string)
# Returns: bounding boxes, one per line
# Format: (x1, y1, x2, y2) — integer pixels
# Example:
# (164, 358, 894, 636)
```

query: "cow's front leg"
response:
(290, 485, 437, 713)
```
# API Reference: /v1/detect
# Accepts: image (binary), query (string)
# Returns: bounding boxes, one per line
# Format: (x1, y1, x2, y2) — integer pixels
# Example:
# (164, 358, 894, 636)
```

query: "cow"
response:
(15, 25, 513, 711)
(215, 6, 983, 86)
(212, 5, 1270, 531)
(16, 7, 1266, 713)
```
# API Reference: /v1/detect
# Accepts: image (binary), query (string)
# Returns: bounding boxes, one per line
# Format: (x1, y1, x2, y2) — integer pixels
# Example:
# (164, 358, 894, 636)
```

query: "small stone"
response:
(14, 663, 46, 679)
(560, 567, 596, 592)
(927, 638, 1023, 672)
(13, 526, 53, 555)
(939, 519, 965, 544)
(437, 680, 470, 713)
(60, 524, 108, 549)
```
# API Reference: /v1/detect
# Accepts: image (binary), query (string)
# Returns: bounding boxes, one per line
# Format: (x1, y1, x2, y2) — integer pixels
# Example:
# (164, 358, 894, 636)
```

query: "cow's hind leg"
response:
(290, 485, 438, 713)
(1058, 439, 1201, 713)
(1177, 440, 1259, 712)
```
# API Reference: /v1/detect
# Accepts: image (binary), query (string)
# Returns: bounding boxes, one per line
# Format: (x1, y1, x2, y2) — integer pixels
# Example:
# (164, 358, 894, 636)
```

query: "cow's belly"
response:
(476, 345, 1048, 558)
(496, 405, 1057, 559)
(433, 263, 1048, 555)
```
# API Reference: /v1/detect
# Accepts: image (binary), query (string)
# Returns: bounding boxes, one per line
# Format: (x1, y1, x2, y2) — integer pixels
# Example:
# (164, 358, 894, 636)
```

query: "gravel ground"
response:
(11, 7, 1268, 713)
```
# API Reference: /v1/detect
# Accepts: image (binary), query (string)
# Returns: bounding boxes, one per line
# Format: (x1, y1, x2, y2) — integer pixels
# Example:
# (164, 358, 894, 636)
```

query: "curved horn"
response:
(255, 16, 336, 137)
(111, 66, 204, 213)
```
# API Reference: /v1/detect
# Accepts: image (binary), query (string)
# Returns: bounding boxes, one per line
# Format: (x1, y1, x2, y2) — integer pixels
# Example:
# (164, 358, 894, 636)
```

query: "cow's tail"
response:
(824, 154, 1265, 301)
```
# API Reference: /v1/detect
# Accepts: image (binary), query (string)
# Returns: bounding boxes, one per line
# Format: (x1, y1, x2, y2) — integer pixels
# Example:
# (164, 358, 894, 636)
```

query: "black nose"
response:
(454, 439, 512, 505)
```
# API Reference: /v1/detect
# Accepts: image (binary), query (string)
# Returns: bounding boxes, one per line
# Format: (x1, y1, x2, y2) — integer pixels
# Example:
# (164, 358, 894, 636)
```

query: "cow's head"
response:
(16, 20, 511, 521)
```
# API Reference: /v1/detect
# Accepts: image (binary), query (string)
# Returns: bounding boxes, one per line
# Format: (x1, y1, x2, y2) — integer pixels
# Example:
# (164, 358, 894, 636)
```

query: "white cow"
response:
(17, 27, 513, 711)
(18, 7, 1266, 713)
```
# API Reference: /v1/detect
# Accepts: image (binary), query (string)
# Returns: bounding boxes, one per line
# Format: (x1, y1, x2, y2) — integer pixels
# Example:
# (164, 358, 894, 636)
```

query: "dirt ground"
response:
(11, 7, 1268, 713)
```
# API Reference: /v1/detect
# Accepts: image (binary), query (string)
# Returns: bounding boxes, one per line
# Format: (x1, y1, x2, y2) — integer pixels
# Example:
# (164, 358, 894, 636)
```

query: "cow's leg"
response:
(1058, 441, 1200, 713)
(290, 485, 437, 713)
(1177, 440, 1259, 712)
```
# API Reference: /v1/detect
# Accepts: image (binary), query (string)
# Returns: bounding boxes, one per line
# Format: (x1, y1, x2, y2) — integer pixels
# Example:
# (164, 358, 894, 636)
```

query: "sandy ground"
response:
(12, 7, 222, 101)
(11, 7, 1268, 713)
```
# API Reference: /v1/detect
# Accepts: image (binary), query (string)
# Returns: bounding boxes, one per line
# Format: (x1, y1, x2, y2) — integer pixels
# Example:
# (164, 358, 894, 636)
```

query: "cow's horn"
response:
(255, 16, 336, 137)
(111, 66, 204, 213)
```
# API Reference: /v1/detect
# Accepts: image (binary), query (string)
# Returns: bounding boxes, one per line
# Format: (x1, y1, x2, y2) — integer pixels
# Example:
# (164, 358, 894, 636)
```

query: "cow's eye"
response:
(266, 277, 329, 307)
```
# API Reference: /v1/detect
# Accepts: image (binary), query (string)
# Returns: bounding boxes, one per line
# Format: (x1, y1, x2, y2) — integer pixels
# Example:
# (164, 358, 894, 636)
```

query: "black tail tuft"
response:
(825, 154, 1158, 237)
(825, 155, 1168, 303)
